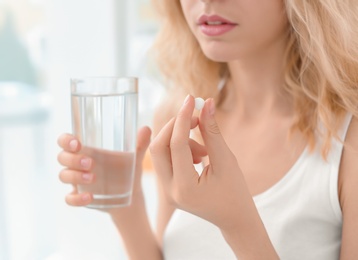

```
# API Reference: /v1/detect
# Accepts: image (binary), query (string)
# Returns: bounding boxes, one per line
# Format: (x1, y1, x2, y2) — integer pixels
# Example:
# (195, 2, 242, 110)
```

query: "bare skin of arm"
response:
(109, 93, 185, 258)
(338, 116, 358, 259)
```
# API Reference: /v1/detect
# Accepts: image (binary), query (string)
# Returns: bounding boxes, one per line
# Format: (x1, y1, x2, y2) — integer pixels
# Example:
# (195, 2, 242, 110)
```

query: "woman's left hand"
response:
(150, 95, 254, 232)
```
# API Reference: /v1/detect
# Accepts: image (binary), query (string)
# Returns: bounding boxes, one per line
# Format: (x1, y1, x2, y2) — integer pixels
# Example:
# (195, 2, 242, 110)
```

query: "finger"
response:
(189, 116, 204, 163)
(57, 151, 93, 171)
(170, 95, 197, 180)
(57, 133, 82, 152)
(65, 192, 93, 207)
(136, 126, 152, 164)
(199, 98, 236, 170)
(189, 139, 207, 164)
(150, 117, 176, 183)
(59, 169, 95, 184)
(191, 116, 199, 129)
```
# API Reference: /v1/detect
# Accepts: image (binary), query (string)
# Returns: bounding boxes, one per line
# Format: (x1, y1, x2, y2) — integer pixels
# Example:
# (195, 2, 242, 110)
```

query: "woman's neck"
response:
(225, 38, 293, 120)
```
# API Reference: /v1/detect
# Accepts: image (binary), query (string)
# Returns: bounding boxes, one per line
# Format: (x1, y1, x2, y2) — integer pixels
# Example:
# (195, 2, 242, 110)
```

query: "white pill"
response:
(195, 97, 205, 110)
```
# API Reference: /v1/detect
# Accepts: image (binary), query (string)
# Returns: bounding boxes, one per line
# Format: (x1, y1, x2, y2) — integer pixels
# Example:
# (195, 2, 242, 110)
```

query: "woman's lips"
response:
(197, 15, 237, 36)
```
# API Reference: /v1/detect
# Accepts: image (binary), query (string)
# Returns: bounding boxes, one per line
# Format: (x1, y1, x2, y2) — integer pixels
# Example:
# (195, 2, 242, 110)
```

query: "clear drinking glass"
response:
(70, 77, 138, 208)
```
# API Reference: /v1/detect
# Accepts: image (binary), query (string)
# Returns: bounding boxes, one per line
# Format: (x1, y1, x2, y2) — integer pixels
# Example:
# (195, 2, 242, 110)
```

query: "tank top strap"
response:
(326, 112, 352, 220)
(217, 77, 226, 91)
(339, 113, 353, 142)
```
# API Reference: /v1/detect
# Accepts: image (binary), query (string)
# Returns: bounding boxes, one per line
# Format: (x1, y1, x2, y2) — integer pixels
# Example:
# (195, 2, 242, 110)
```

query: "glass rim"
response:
(70, 76, 138, 95)
(70, 76, 138, 81)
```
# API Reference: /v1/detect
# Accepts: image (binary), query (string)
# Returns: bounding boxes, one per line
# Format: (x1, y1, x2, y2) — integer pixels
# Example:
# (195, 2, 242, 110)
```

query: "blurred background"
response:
(0, 0, 163, 259)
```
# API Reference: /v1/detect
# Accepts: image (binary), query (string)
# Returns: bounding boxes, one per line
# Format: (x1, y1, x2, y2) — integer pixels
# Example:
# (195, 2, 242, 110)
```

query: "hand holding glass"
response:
(70, 77, 138, 209)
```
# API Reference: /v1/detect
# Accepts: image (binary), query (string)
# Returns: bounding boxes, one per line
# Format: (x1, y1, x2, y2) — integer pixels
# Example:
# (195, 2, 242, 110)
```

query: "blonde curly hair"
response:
(150, 0, 358, 157)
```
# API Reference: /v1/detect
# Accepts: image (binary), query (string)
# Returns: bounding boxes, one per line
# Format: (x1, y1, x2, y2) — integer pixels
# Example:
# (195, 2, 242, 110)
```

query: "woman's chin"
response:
(201, 47, 238, 63)
(203, 52, 235, 63)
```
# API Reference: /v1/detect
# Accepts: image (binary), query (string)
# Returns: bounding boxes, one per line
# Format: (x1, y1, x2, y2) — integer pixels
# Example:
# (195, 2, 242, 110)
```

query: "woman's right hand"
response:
(57, 126, 152, 208)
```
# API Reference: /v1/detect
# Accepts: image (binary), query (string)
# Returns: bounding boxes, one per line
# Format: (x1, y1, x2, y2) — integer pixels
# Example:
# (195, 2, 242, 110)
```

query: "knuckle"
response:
(58, 151, 82, 169)
(150, 137, 171, 156)
(73, 155, 85, 168)
(58, 169, 67, 182)
(57, 133, 72, 148)
(57, 151, 66, 165)
(65, 194, 87, 207)
(67, 154, 75, 166)
(72, 155, 79, 167)
(149, 141, 161, 155)
(59, 169, 76, 184)
(65, 195, 78, 206)
(207, 121, 221, 135)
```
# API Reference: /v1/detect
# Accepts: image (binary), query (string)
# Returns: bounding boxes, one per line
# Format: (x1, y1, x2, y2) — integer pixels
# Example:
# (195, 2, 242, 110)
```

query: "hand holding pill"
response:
(150, 95, 247, 238)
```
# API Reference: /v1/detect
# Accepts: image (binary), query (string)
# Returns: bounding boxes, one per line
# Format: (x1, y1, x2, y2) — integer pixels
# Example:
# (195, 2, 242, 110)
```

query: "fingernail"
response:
(82, 194, 90, 201)
(209, 98, 215, 116)
(69, 139, 78, 151)
(82, 173, 93, 182)
(183, 95, 190, 105)
(80, 158, 92, 169)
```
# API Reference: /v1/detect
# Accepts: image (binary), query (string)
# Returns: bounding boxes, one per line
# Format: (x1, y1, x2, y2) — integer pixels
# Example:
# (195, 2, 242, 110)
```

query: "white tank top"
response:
(163, 111, 352, 260)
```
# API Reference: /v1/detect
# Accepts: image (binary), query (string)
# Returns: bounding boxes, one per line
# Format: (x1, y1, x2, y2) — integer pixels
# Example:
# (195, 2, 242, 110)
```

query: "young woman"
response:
(57, 0, 358, 259)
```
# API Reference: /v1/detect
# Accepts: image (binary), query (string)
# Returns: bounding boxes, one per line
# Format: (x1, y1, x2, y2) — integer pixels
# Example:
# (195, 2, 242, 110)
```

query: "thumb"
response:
(198, 98, 235, 169)
(136, 126, 152, 163)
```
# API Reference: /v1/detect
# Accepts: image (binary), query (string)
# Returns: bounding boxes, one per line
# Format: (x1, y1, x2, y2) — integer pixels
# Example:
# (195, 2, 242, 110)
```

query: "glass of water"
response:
(70, 77, 138, 208)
